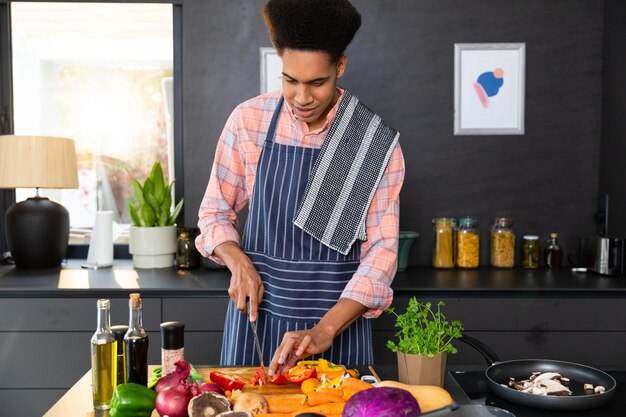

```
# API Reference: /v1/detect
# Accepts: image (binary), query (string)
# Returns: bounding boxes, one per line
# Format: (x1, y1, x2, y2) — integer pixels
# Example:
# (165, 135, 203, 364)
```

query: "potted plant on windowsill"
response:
(128, 161, 183, 269)
(386, 298, 463, 387)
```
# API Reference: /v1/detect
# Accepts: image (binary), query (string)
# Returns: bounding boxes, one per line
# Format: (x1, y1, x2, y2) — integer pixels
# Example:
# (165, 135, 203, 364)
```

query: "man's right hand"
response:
(213, 241, 264, 321)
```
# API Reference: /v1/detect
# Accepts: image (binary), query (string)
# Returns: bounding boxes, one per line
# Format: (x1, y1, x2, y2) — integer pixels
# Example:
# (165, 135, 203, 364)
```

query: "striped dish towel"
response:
(293, 89, 399, 255)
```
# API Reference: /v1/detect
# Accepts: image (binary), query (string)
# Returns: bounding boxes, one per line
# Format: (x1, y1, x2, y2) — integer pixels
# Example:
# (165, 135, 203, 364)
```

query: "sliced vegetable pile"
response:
(108, 358, 455, 417)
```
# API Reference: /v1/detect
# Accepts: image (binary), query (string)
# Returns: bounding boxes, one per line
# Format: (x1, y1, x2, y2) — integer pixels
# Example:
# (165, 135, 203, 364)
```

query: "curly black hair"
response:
(262, 0, 361, 63)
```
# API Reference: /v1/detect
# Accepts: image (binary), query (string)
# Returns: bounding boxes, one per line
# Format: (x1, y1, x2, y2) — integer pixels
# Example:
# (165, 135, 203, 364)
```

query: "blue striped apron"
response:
(220, 97, 373, 366)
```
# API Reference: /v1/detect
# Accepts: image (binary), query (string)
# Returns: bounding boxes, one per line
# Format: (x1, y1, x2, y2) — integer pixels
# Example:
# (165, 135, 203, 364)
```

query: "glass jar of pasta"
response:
(456, 217, 480, 268)
(432, 217, 455, 268)
(490, 217, 515, 268)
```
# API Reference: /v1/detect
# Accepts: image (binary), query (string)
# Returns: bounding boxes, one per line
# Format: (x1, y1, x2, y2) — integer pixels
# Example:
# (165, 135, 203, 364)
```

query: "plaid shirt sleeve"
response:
(340, 142, 405, 318)
(195, 108, 249, 263)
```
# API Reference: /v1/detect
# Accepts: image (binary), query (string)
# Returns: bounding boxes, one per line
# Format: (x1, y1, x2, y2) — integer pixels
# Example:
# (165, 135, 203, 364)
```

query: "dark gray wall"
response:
(182, 0, 604, 266)
(600, 0, 626, 238)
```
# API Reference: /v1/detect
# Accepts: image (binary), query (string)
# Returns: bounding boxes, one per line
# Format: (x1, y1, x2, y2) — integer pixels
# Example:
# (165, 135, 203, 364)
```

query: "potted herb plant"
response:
(386, 298, 463, 387)
(128, 161, 183, 268)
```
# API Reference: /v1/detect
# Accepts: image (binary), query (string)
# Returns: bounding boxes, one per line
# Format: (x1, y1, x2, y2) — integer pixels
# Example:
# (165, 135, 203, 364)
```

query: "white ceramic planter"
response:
(129, 225, 177, 269)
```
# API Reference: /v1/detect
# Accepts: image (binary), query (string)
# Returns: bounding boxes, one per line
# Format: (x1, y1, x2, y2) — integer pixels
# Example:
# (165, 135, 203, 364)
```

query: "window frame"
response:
(0, 0, 184, 258)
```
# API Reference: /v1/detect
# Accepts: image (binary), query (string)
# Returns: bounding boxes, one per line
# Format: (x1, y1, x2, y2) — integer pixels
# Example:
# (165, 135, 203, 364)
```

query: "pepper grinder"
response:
(161, 321, 185, 375)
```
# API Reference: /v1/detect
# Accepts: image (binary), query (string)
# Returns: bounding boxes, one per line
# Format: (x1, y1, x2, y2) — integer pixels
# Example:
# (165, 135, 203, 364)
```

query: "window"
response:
(9, 2, 177, 243)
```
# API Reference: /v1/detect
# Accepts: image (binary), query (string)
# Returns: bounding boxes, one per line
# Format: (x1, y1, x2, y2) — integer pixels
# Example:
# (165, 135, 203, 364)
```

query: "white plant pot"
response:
(129, 225, 177, 269)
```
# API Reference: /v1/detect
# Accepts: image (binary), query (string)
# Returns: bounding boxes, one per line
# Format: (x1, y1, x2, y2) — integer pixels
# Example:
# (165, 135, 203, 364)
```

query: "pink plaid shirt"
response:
(196, 89, 405, 318)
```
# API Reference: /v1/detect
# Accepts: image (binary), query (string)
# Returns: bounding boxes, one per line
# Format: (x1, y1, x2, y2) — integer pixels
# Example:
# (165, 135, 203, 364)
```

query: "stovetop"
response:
(450, 370, 626, 417)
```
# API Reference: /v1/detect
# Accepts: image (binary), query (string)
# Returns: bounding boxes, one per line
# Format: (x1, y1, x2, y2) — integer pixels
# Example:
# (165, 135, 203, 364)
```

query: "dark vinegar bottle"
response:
(124, 293, 148, 385)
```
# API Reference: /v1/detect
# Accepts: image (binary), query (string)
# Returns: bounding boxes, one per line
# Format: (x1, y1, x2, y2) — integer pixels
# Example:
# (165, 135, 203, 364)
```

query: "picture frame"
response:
(454, 43, 526, 135)
(260, 47, 281, 94)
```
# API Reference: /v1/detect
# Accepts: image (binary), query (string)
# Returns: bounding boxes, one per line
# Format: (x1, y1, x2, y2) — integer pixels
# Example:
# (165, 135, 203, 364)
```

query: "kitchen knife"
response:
(247, 301, 266, 374)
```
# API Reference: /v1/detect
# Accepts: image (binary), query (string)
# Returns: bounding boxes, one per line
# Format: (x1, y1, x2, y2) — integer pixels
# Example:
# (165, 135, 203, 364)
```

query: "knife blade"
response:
(247, 301, 266, 373)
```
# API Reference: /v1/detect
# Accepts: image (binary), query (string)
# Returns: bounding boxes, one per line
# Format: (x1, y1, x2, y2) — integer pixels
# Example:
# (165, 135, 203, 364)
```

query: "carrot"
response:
(306, 390, 345, 406)
(267, 396, 309, 414)
(341, 387, 360, 401)
(293, 402, 345, 416)
(315, 387, 344, 397)
(340, 377, 374, 392)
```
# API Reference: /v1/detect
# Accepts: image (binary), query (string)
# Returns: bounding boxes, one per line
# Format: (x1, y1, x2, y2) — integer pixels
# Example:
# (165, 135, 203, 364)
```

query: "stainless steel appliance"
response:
(581, 236, 624, 276)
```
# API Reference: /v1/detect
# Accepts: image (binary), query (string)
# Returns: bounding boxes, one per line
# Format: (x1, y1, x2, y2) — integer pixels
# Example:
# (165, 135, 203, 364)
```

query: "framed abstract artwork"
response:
(454, 43, 526, 135)
(260, 47, 281, 94)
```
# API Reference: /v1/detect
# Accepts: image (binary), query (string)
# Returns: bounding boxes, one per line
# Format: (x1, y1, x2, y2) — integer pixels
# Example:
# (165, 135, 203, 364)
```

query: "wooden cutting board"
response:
(198, 366, 307, 397)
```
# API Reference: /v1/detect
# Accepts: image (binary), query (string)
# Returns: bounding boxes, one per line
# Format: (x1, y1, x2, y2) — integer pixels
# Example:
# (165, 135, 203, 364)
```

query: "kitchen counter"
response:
(1, 260, 625, 297)
(3, 260, 626, 417)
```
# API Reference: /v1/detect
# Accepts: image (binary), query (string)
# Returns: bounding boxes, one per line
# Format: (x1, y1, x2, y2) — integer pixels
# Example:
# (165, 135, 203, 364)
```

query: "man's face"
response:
(281, 49, 346, 131)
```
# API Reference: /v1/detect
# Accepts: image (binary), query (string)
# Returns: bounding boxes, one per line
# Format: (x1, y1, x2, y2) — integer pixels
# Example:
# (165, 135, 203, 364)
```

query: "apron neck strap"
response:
(265, 96, 284, 144)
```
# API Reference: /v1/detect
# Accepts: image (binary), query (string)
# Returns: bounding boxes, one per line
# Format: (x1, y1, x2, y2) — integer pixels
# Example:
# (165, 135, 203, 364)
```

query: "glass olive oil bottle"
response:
(90, 299, 117, 410)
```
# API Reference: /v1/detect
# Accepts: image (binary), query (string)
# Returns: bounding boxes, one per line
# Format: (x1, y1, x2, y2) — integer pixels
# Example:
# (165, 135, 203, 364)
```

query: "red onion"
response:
(155, 384, 191, 417)
(197, 382, 225, 396)
(155, 361, 192, 394)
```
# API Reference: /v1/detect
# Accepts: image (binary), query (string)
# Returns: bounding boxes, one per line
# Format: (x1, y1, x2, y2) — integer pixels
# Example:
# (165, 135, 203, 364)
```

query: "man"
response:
(196, 0, 405, 375)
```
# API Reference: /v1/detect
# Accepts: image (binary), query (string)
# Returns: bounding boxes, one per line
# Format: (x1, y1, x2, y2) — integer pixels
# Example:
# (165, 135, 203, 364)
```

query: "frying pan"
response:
(459, 335, 616, 410)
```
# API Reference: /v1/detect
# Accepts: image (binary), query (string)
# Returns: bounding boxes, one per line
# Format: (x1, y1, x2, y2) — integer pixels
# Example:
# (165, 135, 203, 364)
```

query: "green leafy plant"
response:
(386, 298, 463, 357)
(128, 161, 183, 227)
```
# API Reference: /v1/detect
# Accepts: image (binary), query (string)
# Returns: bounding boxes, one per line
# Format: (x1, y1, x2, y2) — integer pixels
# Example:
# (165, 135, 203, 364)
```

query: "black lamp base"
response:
(5, 197, 70, 268)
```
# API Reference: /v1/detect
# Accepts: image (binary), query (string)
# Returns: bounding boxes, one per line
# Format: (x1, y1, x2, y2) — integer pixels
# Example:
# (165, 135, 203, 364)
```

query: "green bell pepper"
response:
(147, 367, 162, 389)
(110, 383, 156, 417)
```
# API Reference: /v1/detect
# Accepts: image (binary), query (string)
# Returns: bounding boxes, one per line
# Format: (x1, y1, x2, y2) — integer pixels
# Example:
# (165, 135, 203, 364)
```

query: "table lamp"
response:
(0, 135, 79, 268)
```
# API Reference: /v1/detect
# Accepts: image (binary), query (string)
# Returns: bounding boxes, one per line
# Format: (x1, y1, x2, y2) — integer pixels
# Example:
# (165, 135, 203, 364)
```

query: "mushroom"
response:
(216, 412, 253, 417)
(188, 392, 231, 417)
(542, 385, 572, 396)
(509, 372, 572, 396)
(595, 386, 606, 394)
(532, 372, 561, 382)
(233, 392, 269, 415)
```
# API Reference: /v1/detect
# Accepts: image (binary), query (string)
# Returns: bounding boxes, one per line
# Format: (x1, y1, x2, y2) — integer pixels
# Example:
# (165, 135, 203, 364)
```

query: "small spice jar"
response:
(490, 217, 515, 268)
(432, 217, 455, 268)
(521, 235, 540, 269)
(456, 217, 480, 269)
(111, 325, 128, 386)
(160, 321, 185, 375)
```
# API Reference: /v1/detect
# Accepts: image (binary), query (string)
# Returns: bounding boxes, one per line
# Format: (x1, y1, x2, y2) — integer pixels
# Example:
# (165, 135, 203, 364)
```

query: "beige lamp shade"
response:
(0, 135, 79, 189)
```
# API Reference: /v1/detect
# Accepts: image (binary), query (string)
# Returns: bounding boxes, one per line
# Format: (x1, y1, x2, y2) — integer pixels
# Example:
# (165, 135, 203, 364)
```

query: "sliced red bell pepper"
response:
(285, 364, 317, 385)
(209, 371, 248, 391)
(249, 366, 267, 386)
(269, 372, 288, 385)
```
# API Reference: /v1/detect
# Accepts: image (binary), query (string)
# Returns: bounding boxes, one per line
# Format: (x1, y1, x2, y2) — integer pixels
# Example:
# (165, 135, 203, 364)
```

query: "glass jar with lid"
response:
(176, 227, 200, 270)
(521, 235, 540, 269)
(432, 217, 455, 268)
(456, 217, 480, 269)
(490, 217, 515, 268)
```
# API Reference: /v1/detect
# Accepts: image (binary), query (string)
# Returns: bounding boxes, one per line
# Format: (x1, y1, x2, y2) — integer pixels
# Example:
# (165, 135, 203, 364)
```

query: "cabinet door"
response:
(162, 297, 229, 331)
(162, 297, 229, 364)
(0, 298, 161, 331)
(0, 331, 160, 389)
(0, 389, 65, 417)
